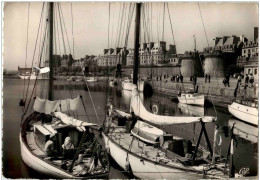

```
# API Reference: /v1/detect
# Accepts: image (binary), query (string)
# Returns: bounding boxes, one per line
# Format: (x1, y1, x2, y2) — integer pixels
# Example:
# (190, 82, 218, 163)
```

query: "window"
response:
(248, 49, 251, 54)
(255, 68, 257, 75)
(244, 49, 246, 54)
(252, 48, 254, 53)
(248, 69, 251, 74)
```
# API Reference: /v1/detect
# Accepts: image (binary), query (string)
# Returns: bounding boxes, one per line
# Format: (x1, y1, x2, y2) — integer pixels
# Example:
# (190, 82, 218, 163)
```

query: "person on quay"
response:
(225, 73, 230, 87)
(205, 74, 208, 83)
(249, 73, 254, 87)
(237, 75, 242, 86)
(245, 74, 249, 85)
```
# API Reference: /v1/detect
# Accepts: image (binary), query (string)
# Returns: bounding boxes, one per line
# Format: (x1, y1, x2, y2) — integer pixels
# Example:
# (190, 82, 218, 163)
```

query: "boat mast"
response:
(48, 2, 54, 100)
(133, 3, 141, 85)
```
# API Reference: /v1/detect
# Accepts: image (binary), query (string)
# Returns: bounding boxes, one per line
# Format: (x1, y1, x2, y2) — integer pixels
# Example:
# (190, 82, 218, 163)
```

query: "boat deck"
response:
(107, 126, 228, 178)
(26, 132, 45, 156)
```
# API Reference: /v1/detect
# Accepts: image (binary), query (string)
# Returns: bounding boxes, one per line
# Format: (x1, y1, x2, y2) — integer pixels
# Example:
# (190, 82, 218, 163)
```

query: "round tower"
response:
(180, 51, 203, 77)
(204, 50, 225, 77)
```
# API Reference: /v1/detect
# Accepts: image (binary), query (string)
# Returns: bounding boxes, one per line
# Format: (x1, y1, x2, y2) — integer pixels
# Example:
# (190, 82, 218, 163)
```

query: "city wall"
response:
(147, 77, 258, 107)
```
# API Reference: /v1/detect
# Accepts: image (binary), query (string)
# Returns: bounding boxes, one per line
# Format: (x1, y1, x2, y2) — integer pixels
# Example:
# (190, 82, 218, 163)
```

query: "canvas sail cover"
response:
(54, 112, 98, 132)
(33, 96, 80, 114)
(130, 85, 215, 125)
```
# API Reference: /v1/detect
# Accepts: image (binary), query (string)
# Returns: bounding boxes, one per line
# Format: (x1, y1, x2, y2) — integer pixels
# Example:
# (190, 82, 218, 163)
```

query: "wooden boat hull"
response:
(228, 102, 258, 126)
(103, 134, 203, 179)
(20, 113, 109, 179)
(178, 94, 205, 106)
(20, 133, 73, 178)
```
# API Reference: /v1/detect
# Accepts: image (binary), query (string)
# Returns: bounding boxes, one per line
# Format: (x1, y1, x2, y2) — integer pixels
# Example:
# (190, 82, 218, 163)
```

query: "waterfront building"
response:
(237, 27, 259, 80)
(61, 54, 73, 67)
(203, 35, 244, 77)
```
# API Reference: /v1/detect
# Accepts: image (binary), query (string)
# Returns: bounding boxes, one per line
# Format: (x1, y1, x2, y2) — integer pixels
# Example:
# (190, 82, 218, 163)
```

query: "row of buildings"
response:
(33, 27, 257, 79)
(93, 27, 258, 79)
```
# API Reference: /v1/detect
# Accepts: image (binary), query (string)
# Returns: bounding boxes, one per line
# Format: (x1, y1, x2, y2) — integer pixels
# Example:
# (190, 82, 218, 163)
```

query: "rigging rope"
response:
(166, 3, 176, 47)
(22, 2, 30, 106)
(23, 2, 45, 108)
(198, 3, 209, 47)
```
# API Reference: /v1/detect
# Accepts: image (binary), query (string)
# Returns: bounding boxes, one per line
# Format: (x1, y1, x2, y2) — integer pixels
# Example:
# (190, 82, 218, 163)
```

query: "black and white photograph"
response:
(2, 2, 259, 179)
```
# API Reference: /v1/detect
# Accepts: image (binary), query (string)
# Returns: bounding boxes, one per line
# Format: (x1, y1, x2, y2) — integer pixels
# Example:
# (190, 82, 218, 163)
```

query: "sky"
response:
(3, 2, 259, 70)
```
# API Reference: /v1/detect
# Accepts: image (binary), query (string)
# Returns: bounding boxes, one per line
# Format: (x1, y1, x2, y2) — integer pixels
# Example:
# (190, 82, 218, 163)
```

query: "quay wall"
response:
(147, 78, 258, 107)
(122, 66, 181, 77)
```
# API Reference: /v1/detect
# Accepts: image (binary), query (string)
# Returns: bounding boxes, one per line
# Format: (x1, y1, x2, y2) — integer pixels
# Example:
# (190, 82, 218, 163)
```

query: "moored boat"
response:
(19, 2, 109, 178)
(86, 77, 98, 82)
(177, 92, 205, 106)
(103, 86, 228, 179)
(228, 99, 258, 126)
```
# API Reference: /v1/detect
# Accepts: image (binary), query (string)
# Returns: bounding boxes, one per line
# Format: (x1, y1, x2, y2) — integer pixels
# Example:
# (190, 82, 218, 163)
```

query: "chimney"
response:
(169, 45, 176, 54)
(142, 43, 147, 50)
(116, 47, 122, 54)
(109, 48, 114, 55)
(149, 42, 154, 49)
(214, 37, 222, 46)
(254, 27, 258, 42)
(104, 49, 108, 55)
(223, 36, 230, 44)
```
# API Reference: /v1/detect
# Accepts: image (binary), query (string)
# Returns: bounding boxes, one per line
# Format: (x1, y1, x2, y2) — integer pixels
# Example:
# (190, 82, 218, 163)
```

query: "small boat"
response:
(86, 77, 98, 82)
(228, 99, 258, 126)
(177, 92, 205, 106)
(121, 78, 144, 91)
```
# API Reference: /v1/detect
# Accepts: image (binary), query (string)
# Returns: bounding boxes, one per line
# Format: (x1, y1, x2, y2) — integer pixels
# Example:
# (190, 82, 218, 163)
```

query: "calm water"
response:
(2, 78, 258, 178)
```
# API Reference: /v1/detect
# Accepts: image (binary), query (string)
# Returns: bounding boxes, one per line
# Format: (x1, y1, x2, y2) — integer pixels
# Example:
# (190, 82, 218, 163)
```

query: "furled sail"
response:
(54, 112, 97, 132)
(33, 96, 80, 114)
(130, 85, 215, 125)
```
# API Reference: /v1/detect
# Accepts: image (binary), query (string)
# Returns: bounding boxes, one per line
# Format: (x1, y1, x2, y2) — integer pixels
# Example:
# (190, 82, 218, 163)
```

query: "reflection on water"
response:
(228, 118, 258, 143)
(2, 79, 258, 178)
(177, 103, 205, 116)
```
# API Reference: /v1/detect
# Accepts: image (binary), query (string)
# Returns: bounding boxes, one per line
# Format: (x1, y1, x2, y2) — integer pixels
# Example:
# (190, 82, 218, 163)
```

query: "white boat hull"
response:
(86, 79, 98, 82)
(103, 134, 202, 179)
(19, 133, 73, 178)
(228, 102, 258, 126)
(19, 74, 48, 80)
(122, 81, 144, 91)
(178, 94, 205, 106)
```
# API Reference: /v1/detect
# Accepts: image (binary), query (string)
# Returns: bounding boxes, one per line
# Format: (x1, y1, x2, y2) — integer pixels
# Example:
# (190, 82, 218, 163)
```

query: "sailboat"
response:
(102, 3, 229, 178)
(19, 2, 109, 178)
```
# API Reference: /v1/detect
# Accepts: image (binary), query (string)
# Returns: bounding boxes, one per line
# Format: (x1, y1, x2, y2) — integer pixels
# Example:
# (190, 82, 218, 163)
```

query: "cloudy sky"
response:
(3, 2, 258, 70)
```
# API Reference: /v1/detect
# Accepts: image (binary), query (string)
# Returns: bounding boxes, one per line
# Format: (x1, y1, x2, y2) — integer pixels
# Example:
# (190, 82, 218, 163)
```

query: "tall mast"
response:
(48, 2, 54, 100)
(133, 3, 141, 85)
